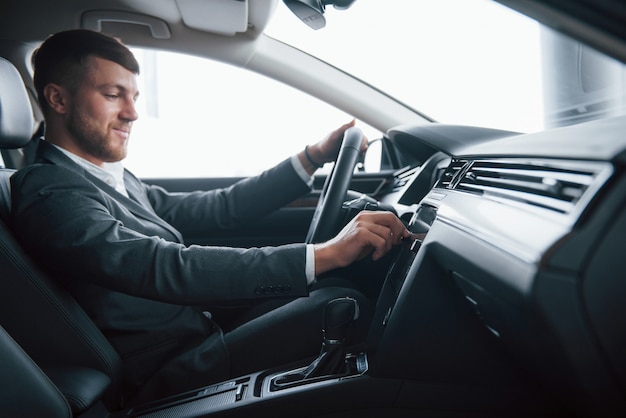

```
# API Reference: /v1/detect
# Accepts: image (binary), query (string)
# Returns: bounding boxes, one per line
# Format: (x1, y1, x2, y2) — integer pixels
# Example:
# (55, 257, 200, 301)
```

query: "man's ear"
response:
(43, 83, 70, 114)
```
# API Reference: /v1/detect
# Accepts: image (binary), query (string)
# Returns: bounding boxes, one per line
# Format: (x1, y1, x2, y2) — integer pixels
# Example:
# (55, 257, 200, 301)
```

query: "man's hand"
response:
(299, 119, 369, 174)
(313, 211, 410, 275)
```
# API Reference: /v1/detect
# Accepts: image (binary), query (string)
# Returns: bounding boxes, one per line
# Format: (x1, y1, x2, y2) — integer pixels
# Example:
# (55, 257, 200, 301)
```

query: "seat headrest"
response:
(0, 57, 35, 149)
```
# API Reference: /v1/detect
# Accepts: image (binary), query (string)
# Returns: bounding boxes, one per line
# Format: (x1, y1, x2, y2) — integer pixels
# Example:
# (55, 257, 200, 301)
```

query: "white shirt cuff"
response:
(305, 244, 317, 285)
(290, 154, 314, 188)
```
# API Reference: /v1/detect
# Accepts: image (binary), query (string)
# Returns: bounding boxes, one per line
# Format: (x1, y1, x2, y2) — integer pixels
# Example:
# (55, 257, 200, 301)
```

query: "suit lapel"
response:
(123, 171, 152, 208)
(35, 139, 185, 243)
(121, 170, 185, 242)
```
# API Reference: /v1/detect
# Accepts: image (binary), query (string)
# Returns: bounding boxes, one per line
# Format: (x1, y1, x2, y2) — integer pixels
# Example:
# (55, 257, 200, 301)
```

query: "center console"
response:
(117, 203, 452, 418)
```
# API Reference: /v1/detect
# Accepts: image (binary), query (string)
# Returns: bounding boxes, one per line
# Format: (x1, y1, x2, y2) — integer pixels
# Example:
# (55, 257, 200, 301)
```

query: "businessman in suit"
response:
(10, 29, 411, 404)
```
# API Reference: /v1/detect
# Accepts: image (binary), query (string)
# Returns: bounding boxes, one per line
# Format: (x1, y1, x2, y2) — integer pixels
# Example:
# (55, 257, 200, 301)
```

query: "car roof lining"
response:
(0, 0, 276, 51)
(497, 0, 626, 64)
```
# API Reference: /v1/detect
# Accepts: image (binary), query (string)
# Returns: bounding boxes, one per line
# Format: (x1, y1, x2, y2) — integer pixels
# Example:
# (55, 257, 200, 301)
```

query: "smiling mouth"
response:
(113, 126, 131, 137)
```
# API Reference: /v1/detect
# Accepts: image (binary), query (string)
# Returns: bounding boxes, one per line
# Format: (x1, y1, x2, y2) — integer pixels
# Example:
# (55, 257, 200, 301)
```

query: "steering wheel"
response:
(305, 127, 364, 244)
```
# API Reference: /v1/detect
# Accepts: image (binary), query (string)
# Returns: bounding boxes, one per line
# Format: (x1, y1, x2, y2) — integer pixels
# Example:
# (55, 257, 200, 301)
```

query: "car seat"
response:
(0, 56, 122, 415)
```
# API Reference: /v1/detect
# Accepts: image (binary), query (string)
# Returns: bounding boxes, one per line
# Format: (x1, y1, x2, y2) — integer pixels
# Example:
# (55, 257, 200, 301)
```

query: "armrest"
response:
(0, 326, 71, 417)
(44, 366, 111, 415)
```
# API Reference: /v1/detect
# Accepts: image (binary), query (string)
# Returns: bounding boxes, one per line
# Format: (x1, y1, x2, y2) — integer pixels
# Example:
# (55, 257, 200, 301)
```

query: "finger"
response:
(359, 211, 409, 241)
(362, 222, 395, 260)
(334, 120, 356, 136)
(326, 120, 356, 148)
(343, 119, 356, 130)
(380, 219, 410, 245)
(361, 137, 369, 153)
(392, 225, 411, 244)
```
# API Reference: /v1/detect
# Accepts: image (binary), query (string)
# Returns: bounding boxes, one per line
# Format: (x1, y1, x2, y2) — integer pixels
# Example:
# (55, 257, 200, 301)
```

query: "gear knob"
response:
(272, 297, 361, 386)
(323, 297, 359, 342)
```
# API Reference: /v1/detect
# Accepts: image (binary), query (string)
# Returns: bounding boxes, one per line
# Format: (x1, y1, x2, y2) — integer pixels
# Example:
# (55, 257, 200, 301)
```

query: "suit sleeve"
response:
(141, 158, 311, 235)
(10, 164, 310, 305)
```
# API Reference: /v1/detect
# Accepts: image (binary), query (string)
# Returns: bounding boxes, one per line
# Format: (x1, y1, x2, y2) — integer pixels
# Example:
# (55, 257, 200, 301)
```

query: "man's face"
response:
(65, 56, 139, 165)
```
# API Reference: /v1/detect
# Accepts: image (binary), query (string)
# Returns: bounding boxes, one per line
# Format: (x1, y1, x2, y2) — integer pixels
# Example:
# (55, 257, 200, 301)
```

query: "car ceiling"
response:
(0, 0, 277, 72)
(1, 0, 626, 62)
(0, 0, 434, 134)
(0, 0, 276, 40)
(1, 0, 625, 135)
(498, 0, 626, 64)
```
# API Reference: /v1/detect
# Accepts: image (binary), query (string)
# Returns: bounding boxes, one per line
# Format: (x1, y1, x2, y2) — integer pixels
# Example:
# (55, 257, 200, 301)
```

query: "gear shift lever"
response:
(302, 296, 359, 378)
(322, 296, 360, 342)
(274, 297, 359, 386)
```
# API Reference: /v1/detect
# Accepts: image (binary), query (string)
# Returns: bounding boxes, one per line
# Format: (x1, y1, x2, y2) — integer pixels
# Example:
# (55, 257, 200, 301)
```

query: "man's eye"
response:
(105, 94, 119, 99)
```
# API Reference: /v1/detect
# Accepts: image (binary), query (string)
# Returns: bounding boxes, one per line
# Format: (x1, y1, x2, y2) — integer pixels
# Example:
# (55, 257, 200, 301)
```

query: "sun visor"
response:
(176, 0, 248, 36)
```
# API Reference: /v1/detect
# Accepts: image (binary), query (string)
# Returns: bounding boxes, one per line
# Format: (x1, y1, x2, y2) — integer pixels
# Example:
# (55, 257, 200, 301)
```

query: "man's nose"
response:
(121, 98, 139, 121)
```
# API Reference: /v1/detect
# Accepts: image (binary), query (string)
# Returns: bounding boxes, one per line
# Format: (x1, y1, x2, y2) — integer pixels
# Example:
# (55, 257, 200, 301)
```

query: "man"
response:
(10, 29, 410, 405)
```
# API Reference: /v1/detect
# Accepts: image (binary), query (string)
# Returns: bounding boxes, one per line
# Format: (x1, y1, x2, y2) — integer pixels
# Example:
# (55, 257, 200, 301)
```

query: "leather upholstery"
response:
(0, 325, 72, 418)
(0, 57, 35, 148)
(44, 366, 111, 415)
(0, 203, 122, 410)
(0, 56, 122, 412)
(0, 168, 10, 220)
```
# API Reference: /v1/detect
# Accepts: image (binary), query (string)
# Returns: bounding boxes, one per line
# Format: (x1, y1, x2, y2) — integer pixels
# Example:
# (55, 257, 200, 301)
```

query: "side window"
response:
(126, 48, 382, 178)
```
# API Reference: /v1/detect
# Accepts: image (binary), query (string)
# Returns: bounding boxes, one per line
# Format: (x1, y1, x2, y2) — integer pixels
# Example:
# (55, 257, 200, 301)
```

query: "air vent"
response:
(437, 159, 468, 189)
(391, 166, 420, 192)
(438, 158, 611, 215)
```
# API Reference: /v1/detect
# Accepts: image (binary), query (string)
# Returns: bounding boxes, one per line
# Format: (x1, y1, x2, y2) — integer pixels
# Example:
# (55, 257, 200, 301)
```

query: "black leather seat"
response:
(0, 324, 73, 417)
(0, 56, 120, 415)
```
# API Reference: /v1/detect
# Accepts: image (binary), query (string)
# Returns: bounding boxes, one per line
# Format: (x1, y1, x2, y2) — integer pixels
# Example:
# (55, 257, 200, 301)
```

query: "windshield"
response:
(266, 0, 626, 134)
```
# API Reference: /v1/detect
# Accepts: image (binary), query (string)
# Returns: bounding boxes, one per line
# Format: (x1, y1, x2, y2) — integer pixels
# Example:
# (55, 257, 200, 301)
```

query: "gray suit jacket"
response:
(10, 139, 312, 400)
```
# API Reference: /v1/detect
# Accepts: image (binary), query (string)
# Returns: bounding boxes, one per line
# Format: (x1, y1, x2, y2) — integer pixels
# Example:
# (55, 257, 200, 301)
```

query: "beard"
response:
(66, 105, 129, 163)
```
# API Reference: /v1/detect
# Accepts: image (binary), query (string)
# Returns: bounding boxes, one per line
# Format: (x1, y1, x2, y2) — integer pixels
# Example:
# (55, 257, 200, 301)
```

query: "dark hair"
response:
(32, 29, 140, 114)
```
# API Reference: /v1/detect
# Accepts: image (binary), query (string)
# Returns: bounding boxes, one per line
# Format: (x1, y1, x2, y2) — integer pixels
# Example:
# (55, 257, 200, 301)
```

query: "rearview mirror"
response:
(282, 0, 356, 30)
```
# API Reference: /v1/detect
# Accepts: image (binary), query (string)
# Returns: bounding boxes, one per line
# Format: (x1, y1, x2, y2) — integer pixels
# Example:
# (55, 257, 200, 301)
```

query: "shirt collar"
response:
(51, 144, 129, 197)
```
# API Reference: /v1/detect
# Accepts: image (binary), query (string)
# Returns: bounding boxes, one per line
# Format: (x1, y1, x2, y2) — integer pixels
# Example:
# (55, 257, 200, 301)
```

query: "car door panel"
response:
(143, 171, 396, 248)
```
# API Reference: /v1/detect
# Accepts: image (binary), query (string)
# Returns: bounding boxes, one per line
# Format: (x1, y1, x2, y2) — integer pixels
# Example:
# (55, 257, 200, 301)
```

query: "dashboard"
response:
(101, 117, 626, 418)
(368, 116, 626, 416)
